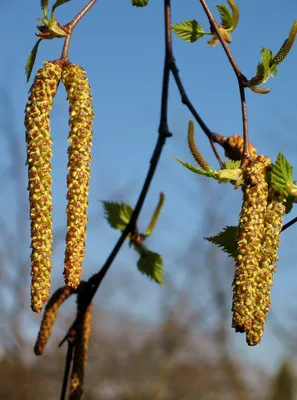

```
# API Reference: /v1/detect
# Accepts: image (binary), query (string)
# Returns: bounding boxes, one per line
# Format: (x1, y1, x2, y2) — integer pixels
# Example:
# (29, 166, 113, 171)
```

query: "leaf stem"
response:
(199, 0, 250, 164)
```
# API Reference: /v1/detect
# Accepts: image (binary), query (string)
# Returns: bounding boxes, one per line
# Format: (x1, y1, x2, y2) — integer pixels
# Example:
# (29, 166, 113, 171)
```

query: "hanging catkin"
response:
(246, 194, 286, 345)
(34, 285, 72, 355)
(69, 291, 92, 400)
(232, 156, 271, 343)
(61, 63, 94, 289)
(25, 61, 62, 313)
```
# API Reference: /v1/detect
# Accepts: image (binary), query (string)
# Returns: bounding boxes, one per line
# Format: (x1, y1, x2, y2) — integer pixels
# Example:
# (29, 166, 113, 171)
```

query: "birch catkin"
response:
(69, 294, 92, 400)
(25, 61, 62, 313)
(246, 195, 286, 345)
(62, 64, 94, 288)
(34, 286, 72, 355)
(232, 156, 271, 343)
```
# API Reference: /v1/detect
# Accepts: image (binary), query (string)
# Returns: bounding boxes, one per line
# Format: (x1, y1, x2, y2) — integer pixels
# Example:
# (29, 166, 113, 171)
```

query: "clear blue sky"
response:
(1, 0, 297, 371)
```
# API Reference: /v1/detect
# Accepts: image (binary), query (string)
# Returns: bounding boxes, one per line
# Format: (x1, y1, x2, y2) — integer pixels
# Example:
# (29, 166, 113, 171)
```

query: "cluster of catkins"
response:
(25, 60, 94, 313)
(226, 136, 286, 345)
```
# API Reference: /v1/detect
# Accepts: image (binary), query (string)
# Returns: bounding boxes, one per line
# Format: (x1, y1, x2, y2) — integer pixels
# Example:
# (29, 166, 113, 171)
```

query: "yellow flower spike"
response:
(69, 290, 92, 400)
(246, 194, 286, 346)
(232, 156, 271, 341)
(62, 63, 94, 289)
(25, 60, 63, 313)
(34, 286, 73, 355)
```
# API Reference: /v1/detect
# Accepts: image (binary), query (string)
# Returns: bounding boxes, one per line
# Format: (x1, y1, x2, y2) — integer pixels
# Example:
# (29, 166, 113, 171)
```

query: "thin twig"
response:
(199, 0, 250, 163)
(59, 0, 173, 348)
(60, 339, 75, 400)
(170, 61, 224, 169)
(61, 0, 97, 60)
(282, 216, 297, 232)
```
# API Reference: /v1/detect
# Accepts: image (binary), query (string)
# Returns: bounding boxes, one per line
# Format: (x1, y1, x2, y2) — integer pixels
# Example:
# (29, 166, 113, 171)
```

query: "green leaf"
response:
(216, 4, 233, 29)
(25, 39, 42, 82)
(225, 159, 241, 169)
(131, 0, 149, 6)
(271, 153, 293, 195)
(145, 193, 165, 237)
(228, 0, 239, 29)
(172, 20, 207, 43)
(52, 0, 71, 13)
(285, 195, 294, 214)
(41, 0, 49, 17)
(173, 156, 218, 179)
(136, 245, 164, 285)
(261, 47, 274, 71)
(205, 226, 238, 259)
(102, 201, 134, 232)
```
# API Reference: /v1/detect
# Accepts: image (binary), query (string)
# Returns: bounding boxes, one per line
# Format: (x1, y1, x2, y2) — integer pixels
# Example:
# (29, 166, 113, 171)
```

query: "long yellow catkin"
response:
(34, 286, 72, 355)
(246, 195, 285, 345)
(232, 156, 271, 342)
(61, 64, 94, 289)
(25, 61, 62, 313)
(69, 294, 92, 400)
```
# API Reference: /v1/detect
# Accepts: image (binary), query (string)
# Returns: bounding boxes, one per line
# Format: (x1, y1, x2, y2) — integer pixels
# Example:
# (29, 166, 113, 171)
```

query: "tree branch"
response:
(199, 0, 250, 164)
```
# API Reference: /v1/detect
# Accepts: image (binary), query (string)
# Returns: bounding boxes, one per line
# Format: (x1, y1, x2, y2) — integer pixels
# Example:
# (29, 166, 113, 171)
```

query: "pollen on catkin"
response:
(61, 63, 94, 289)
(232, 156, 271, 342)
(34, 286, 72, 355)
(224, 135, 258, 161)
(246, 193, 286, 346)
(25, 61, 62, 313)
(69, 292, 92, 400)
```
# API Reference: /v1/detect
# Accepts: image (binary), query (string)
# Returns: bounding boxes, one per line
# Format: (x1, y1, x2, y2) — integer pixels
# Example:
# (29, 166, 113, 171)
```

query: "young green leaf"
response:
(285, 195, 294, 214)
(205, 226, 238, 259)
(225, 159, 241, 169)
(173, 156, 217, 179)
(136, 245, 164, 285)
(216, 4, 233, 29)
(41, 0, 49, 17)
(132, 0, 149, 6)
(145, 193, 165, 237)
(102, 201, 134, 232)
(25, 39, 42, 82)
(228, 0, 239, 29)
(172, 20, 207, 43)
(271, 153, 293, 195)
(52, 0, 71, 13)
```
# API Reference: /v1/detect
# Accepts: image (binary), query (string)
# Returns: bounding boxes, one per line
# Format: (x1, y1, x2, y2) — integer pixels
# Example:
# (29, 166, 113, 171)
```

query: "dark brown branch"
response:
(281, 216, 297, 232)
(59, 0, 173, 349)
(169, 59, 224, 169)
(199, 0, 250, 164)
(60, 340, 75, 400)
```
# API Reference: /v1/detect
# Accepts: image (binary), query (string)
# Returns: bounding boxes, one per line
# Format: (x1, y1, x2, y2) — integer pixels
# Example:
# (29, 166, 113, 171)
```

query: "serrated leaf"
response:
(225, 159, 241, 169)
(136, 245, 164, 285)
(271, 153, 293, 195)
(52, 0, 71, 13)
(102, 201, 134, 232)
(216, 4, 233, 29)
(205, 226, 238, 259)
(25, 39, 42, 82)
(131, 0, 149, 6)
(173, 156, 218, 179)
(261, 47, 274, 70)
(228, 0, 239, 29)
(285, 195, 294, 214)
(172, 20, 206, 43)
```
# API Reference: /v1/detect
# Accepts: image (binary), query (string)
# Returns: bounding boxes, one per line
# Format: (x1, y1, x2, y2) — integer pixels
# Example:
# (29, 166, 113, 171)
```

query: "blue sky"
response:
(1, 0, 297, 371)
